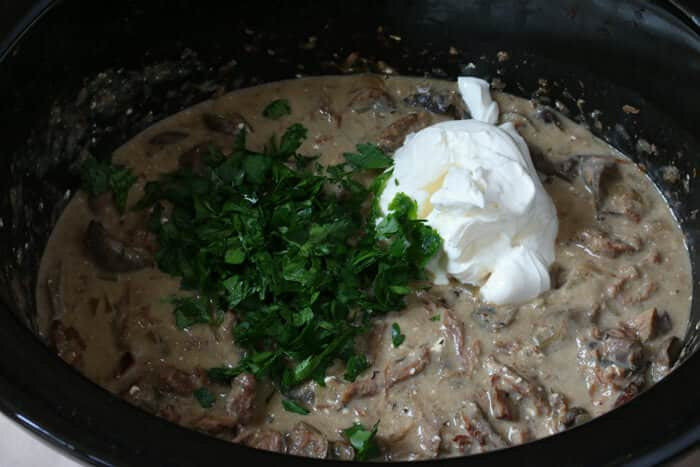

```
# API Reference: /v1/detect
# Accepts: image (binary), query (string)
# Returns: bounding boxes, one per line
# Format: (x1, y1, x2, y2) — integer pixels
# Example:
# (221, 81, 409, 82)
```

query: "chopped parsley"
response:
(430, 314, 441, 322)
(80, 157, 137, 214)
(193, 387, 216, 408)
(282, 399, 309, 415)
(137, 125, 441, 389)
(343, 422, 380, 461)
(262, 99, 291, 119)
(391, 323, 405, 347)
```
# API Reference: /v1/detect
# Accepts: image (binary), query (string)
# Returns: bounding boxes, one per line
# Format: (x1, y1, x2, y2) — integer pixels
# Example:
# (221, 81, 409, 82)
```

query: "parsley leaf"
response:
(343, 422, 380, 461)
(80, 157, 137, 214)
(282, 399, 309, 415)
(344, 354, 369, 382)
(171, 296, 222, 329)
(193, 387, 216, 408)
(391, 323, 405, 347)
(262, 99, 292, 119)
(343, 143, 393, 169)
(430, 314, 441, 321)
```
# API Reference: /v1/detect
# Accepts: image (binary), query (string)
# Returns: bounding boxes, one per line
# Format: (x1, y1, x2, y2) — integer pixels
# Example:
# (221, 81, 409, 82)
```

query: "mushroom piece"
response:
(202, 112, 253, 135)
(84, 220, 153, 272)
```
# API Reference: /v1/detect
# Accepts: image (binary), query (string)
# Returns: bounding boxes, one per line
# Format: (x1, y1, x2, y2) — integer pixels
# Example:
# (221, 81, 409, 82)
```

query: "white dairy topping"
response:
(378, 77, 558, 305)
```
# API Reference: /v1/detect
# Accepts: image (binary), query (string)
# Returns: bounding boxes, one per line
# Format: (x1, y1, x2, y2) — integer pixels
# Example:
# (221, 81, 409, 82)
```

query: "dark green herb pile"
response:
(133, 123, 441, 391)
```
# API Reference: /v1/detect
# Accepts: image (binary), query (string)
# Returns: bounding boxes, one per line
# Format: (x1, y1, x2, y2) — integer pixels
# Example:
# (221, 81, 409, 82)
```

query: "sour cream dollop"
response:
(378, 77, 558, 305)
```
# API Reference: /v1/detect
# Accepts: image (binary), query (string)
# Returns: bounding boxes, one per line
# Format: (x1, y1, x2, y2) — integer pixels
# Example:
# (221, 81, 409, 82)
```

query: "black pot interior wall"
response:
(0, 0, 699, 463)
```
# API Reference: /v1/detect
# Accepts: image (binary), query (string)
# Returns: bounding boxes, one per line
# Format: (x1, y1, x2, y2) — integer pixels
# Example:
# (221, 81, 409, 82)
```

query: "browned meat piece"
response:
(620, 279, 657, 305)
(341, 347, 431, 404)
(84, 220, 153, 272)
(576, 327, 647, 413)
(157, 366, 208, 396)
(579, 155, 616, 213)
(534, 106, 563, 129)
(547, 392, 590, 433)
(234, 428, 287, 453)
(385, 347, 431, 390)
(414, 407, 442, 459)
(178, 141, 213, 174)
(403, 88, 466, 119)
(485, 380, 515, 420)
(576, 228, 639, 258)
(472, 305, 518, 332)
(202, 112, 252, 135)
(286, 422, 329, 459)
(621, 308, 671, 342)
(193, 414, 240, 434)
(45, 263, 65, 321)
(155, 403, 182, 424)
(442, 310, 479, 373)
(377, 112, 433, 152)
(484, 356, 549, 416)
(328, 441, 355, 460)
(317, 93, 342, 127)
(347, 75, 396, 114)
(650, 336, 683, 383)
(356, 322, 386, 365)
(529, 149, 579, 182)
(225, 373, 257, 425)
(148, 130, 188, 146)
(451, 401, 507, 454)
(50, 321, 86, 367)
(340, 372, 383, 404)
(602, 186, 645, 222)
(507, 426, 532, 445)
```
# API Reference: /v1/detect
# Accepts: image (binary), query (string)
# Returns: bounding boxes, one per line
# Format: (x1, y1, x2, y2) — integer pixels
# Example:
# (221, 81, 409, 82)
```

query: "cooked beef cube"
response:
(286, 422, 329, 459)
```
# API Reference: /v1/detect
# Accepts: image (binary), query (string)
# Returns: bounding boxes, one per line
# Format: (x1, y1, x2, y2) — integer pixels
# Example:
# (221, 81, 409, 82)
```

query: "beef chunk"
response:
(484, 356, 550, 416)
(621, 308, 671, 342)
(341, 347, 431, 404)
(225, 373, 257, 425)
(377, 112, 433, 152)
(347, 75, 396, 114)
(328, 441, 355, 460)
(235, 428, 287, 453)
(286, 422, 329, 459)
(450, 401, 507, 454)
(576, 227, 640, 258)
(50, 321, 86, 367)
(157, 366, 208, 396)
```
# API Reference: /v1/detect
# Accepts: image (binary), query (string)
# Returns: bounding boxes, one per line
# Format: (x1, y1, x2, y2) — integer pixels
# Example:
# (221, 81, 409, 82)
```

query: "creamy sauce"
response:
(36, 75, 692, 460)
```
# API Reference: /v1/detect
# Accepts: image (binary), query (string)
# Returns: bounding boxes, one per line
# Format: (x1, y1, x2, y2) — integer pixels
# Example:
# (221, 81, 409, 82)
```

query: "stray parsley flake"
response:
(282, 399, 309, 415)
(193, 387, 216, 408)
(80, 157, 137, 214)
(137, 124, 442, 389)
(262, 98, 291, 119)
(430, 314, 441, 322)
(391, 323, 405, 347)
(344, 354, 369, 382)
(343, 422, 380, 461)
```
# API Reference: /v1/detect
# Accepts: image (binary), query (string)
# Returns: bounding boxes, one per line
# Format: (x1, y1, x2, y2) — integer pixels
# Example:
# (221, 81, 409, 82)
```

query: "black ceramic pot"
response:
(1, 1, 699, 465)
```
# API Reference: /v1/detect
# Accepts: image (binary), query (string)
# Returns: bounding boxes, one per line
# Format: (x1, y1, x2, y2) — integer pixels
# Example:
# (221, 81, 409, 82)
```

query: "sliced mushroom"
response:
(202, 112, 253, 135)
(347, 75, 396, 114)
(472, 305, 518, 332)
(286, 422, 329, 459)
(403, 88, 466, 119)
(84, 220, 153, 272)
(148, 130, 189, 146)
